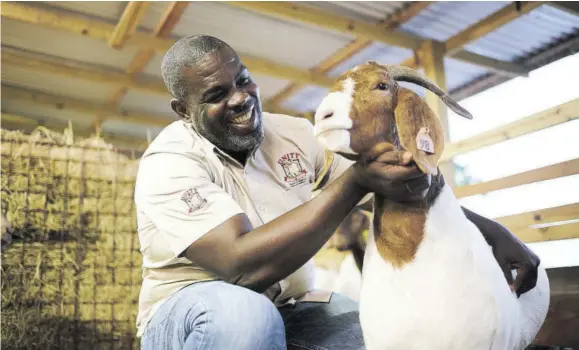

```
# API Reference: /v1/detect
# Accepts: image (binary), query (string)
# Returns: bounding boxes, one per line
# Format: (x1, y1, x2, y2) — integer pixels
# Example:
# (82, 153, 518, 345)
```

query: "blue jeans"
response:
(140, 281, 364, 350)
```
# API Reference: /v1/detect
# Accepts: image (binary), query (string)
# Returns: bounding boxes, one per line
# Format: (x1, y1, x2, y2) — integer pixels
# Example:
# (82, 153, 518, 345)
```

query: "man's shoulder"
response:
(142, 120, 200, 158)
(262, 111, 314, 138)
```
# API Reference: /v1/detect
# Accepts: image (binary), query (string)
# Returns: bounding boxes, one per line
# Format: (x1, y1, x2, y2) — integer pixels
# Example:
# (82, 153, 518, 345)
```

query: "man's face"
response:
(176, 47, 264, 153)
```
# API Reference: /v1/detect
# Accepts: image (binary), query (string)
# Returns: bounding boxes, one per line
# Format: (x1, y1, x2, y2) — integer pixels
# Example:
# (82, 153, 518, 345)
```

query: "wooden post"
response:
(419, 40, 457, 186)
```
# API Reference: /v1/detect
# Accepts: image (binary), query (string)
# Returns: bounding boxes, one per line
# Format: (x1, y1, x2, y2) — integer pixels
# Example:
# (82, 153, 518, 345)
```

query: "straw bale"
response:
(2, 126, 142, 349)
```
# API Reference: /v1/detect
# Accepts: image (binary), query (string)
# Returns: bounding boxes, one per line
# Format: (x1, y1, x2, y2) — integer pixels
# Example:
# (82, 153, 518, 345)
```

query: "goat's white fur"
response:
(314, 78, 357, 155)
(359, 185, 549, 349)
(315, 78, 550, 350)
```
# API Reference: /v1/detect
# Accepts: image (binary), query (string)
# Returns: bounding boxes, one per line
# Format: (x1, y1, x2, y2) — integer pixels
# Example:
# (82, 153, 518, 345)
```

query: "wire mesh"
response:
(1, 132, 142, 350)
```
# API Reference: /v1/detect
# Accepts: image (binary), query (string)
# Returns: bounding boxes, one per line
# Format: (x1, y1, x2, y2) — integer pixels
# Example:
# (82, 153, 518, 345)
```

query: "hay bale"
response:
(1, 126, 142, 349)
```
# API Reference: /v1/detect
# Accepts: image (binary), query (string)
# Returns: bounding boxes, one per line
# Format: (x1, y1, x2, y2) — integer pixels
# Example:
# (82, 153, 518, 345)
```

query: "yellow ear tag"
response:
(416, 127, 435, 154)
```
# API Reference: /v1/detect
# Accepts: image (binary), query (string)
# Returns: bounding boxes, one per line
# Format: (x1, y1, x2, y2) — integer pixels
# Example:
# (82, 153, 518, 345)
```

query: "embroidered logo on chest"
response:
(277, 152, 308, 188)
(181, 188, 207, 213)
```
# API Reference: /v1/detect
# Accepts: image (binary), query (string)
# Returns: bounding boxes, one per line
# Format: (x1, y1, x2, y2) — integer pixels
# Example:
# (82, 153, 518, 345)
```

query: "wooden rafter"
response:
(510, 221, 579, 244)
(441, 98, 579, 162)
(1, 50, 168, 95)
(0, 2, 333, 89)
(2, 85, 171, 128)
(99, 2, 189, 128)
(226, 1, 528, 77)
(267, 2, 432, 110)
(453, 158, 579, 199)
(109, 1, 150, 49)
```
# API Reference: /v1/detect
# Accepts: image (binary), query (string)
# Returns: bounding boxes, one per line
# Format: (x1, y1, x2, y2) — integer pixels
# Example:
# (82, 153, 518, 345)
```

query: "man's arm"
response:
(185, 151, 429, 293)
(462, 207, 540, 297)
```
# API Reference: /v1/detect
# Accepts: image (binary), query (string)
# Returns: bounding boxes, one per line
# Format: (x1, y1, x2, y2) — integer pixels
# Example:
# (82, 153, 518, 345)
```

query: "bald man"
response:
(134, 35, 540, 350)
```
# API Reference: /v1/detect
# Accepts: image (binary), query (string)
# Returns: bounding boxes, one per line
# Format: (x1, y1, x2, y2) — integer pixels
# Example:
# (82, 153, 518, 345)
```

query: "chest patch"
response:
(181, 188, 207, 213)
(277, 152, 308, 188)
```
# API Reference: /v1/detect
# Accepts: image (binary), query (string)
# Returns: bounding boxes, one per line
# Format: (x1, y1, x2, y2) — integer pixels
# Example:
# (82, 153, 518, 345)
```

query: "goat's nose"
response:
(321, 112, 334, 120)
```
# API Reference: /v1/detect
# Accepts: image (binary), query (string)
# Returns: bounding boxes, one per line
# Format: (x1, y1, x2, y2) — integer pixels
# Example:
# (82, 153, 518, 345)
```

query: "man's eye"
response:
(206, 91, 226, 103)
(377, 83, 388, 91)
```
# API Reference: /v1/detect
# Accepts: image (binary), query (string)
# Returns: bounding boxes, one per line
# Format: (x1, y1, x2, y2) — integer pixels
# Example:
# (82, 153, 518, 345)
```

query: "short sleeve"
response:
(135, 152, 245, 258)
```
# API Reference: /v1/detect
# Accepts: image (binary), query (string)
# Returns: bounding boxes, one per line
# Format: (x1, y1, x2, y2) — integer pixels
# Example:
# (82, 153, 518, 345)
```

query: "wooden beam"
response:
(511, 221, 579, 244)
(101, 2, 189, 127)
(109, 1, 150, 49)
(2, 85, 171, 128)
(0, 2, 333, 88)
(497, 203, 579, 230)
(451, 50, 529, 77)
(445, 2, 544, 55)
(454, 158, 579, 198)
(1, 113, 147, 149)
(420, 40, 458, 186)
(267, 2, 432, 111)
(1, 50, 168, 95)
(441, 98, 579, 162)
(226, 1, 423, 50)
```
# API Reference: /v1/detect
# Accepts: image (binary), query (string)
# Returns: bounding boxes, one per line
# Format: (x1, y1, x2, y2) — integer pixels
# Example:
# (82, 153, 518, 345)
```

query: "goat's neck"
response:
(372, 170, 445, 268)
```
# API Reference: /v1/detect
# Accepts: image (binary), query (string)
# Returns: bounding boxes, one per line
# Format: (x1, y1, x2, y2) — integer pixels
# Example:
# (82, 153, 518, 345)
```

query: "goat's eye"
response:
(377, 83, 388, 91)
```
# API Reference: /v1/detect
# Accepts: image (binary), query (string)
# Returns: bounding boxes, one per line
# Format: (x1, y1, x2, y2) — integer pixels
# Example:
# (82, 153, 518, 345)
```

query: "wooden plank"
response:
(1, 50, 168, 95)
(0, 2, 333, 89)
(451, 50, 530, 78)
(496, 203, 579, 230)
(2, 85, 171, 128)
(454, 158, 579, 198)
(512, 221, 579, 243)
(109, 2, 150, 49)
(266, 2, 432, 110)
(420, 40, 457, 186)
(226, 1, 423, 50)
(445, 2, 544, 55)
(441, 98, 579, 162)
(102, 2, 189, 127)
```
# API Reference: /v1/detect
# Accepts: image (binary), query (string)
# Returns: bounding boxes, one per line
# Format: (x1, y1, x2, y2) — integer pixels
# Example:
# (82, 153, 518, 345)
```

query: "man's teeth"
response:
(231, 111, 252, 124)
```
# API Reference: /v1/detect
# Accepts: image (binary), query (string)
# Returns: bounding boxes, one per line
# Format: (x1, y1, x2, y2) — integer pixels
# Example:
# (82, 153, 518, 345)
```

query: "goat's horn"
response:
(385, 65, 473, 120)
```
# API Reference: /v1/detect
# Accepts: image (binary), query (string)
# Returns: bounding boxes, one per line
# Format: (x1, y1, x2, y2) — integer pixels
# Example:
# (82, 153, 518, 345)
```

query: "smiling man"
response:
(134, 35, 540, 350)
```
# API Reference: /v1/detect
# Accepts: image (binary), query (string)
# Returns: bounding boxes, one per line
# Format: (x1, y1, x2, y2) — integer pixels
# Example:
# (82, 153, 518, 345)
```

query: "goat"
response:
(313, 61, 550, 350)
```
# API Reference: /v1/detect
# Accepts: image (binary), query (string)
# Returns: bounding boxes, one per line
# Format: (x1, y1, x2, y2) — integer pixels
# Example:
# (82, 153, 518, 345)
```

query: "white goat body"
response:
(359, 185, 550, 350)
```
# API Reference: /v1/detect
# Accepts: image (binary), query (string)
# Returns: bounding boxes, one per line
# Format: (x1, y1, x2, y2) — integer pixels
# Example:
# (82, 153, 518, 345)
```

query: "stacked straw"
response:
(1, 126, 142, 349)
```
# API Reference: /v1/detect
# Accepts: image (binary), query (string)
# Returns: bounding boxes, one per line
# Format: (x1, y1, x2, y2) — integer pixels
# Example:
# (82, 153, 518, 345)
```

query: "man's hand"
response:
(352, 144, 431, 203)
(462, 207, 541, 297)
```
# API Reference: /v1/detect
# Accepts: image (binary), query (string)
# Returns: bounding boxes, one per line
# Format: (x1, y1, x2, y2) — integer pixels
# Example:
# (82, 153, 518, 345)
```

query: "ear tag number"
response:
(416, 127, 434, 154)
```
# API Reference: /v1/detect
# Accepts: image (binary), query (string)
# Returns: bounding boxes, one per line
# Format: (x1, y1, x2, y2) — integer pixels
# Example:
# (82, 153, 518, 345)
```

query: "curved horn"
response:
(384, 64, 473, 120)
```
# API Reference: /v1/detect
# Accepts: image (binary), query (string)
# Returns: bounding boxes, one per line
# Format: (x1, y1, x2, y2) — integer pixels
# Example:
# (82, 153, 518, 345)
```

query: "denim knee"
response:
(141, 281, 286, 350)
(193, 282, 286, 350)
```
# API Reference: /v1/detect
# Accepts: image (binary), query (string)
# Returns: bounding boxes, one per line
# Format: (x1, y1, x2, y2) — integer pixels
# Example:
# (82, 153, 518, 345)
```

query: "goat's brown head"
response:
(314, 61, 472, 175)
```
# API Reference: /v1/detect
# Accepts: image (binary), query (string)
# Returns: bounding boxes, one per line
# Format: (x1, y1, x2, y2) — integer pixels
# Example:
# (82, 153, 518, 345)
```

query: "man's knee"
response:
(161, 282, 285, 350)
(198, 283, 285, 349)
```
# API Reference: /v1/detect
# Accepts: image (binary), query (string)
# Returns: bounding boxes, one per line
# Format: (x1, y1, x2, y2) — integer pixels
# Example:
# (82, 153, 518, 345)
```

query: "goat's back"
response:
(359, 185, 549, 350)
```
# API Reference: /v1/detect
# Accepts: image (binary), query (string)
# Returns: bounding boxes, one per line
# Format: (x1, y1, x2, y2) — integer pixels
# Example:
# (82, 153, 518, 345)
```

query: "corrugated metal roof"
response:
(1, 18, 140, 71)
(119, 90, 175, 120)
(37, 1, 124, 22)
(1, 98, 95, 129)
(464, 4, 579, 61)
(299, 1, 409, 23)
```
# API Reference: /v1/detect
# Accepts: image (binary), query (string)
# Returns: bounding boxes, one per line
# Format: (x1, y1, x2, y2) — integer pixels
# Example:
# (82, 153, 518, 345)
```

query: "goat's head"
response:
(314, 61, 472, 175)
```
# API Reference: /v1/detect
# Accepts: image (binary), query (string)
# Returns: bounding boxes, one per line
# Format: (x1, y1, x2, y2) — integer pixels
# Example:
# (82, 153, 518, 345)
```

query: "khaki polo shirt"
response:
(133, 112, 356, 336)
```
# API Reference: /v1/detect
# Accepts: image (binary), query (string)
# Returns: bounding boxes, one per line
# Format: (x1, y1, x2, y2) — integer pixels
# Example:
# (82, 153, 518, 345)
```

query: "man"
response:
(134, 35, 540, 349)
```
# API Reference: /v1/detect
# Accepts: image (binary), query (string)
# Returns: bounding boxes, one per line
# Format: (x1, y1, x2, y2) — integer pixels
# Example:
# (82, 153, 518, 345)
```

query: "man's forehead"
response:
(181, 49, 243, 90)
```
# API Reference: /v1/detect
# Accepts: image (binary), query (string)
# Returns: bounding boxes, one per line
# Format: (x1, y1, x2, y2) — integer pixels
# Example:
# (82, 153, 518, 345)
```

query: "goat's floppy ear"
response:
(394, 87, 444, 175)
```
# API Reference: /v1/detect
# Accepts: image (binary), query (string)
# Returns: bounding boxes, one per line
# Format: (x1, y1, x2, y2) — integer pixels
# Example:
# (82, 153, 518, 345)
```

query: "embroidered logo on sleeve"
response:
(181, 188, 207, 213)
(277, 152, 308, 188)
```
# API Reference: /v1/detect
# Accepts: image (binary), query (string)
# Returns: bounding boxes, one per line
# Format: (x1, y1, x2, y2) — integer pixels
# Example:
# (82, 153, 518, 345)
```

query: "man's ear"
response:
(394, 87, 444, 175)
(170, 99, 192, 122)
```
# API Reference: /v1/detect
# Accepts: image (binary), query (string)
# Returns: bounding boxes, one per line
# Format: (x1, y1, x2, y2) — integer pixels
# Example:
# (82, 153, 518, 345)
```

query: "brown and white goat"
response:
(313, 62, 550, 350)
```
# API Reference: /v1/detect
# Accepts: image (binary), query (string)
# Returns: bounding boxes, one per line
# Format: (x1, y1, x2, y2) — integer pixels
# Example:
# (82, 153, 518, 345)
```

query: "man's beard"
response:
(194, 107, 265, 153)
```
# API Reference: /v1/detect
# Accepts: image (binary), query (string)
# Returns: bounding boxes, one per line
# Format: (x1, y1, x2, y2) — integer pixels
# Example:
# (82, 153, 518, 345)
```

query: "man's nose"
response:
(228, 91, 250, 111)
